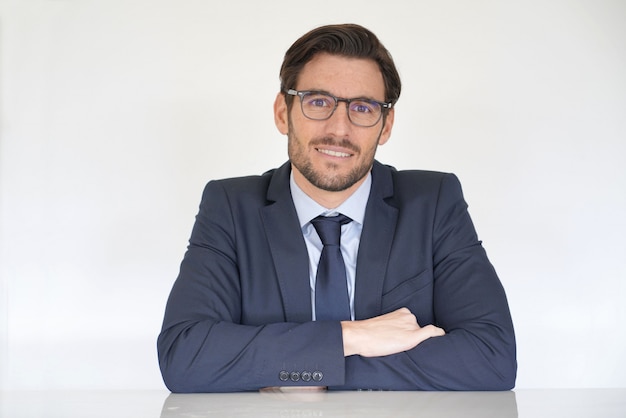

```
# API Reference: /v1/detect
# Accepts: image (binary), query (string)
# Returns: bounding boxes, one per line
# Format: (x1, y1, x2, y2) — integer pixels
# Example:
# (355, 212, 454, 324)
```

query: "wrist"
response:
(341, 320, 360, 357)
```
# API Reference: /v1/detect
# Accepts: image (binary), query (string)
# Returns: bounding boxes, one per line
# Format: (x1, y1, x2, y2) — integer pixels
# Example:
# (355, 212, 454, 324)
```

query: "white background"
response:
(1, 0, 624, 390)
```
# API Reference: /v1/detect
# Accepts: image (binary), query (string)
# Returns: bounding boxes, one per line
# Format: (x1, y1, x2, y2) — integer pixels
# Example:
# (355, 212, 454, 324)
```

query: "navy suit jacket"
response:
(157, 161, 516, 392)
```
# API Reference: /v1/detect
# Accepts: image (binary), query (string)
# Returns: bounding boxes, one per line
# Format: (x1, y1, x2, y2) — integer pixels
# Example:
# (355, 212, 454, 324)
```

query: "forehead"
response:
(296, 53, 385, 99)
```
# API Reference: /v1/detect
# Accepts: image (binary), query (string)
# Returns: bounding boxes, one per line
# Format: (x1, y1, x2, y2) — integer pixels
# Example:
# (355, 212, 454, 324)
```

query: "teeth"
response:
(318, 148, 351, 158)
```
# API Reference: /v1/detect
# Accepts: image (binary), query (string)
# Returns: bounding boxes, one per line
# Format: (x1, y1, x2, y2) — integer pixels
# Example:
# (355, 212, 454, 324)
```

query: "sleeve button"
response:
(290, 371, 301, 382)
(279, 371, 289, 381)
(301, 371, 312, 382)
(312, 371, 323, 382)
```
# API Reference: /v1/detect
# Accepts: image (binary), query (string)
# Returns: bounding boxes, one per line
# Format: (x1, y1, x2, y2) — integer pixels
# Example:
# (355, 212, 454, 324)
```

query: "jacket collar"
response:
(354, 161, 398, 319)
(260, 162, 312, 322)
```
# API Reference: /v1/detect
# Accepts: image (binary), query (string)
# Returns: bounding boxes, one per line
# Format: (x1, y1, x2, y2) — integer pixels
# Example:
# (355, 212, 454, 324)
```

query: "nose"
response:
(326, 101, 353, 135)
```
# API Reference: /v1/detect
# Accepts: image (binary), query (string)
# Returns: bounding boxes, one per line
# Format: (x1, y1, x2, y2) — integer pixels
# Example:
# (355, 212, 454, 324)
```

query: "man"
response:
(157, 23, 516, 392)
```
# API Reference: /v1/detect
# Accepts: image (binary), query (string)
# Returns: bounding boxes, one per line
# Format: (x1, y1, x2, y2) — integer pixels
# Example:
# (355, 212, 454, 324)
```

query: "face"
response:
(274, 53, 394, 195)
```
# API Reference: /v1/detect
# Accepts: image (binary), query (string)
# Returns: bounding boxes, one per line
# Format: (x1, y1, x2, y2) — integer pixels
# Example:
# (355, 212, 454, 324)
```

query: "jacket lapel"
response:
(354, 162, 398, 320)
(260, 163, 313, 323)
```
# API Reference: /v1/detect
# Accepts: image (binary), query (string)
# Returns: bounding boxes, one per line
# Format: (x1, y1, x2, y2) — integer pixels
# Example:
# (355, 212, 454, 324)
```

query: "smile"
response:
(316, 148, 352, 158)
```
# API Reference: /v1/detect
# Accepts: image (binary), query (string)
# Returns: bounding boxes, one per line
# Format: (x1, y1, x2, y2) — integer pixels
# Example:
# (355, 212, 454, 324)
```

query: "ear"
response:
(273, 92, 289, 135)
(378, 108, 395, 146)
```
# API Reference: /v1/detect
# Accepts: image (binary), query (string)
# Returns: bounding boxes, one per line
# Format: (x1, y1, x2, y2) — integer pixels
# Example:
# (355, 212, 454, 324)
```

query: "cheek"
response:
(289, 117, 319, 141)
(365, 141, 380, 158)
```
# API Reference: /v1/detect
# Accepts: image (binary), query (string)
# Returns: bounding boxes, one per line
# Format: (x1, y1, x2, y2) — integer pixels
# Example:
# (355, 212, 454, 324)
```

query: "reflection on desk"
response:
(1, 389, 625, 417)
(161, 390, 517, 418)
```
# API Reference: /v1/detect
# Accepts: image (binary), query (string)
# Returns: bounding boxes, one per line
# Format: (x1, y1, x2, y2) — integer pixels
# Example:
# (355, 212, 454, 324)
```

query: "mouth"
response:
(313, 138, 358, 159)
(316, 147, 353, 158)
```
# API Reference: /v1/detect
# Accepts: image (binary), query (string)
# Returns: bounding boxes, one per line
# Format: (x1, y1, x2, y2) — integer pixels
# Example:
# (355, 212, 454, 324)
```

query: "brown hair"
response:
(279, 24, 401, 109)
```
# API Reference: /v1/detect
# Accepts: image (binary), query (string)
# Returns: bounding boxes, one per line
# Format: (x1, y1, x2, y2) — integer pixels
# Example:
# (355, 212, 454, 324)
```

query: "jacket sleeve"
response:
(157, 180, 346, 392)
(340, 173, 517, 391)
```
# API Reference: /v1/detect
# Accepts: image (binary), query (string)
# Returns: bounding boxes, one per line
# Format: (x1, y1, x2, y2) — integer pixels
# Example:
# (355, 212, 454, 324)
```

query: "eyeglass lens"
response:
(300, 92, 382, 127)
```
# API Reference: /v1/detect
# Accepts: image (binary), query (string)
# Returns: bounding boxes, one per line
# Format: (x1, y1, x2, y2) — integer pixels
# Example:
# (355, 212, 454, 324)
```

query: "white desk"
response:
(1, 389, 625, 417)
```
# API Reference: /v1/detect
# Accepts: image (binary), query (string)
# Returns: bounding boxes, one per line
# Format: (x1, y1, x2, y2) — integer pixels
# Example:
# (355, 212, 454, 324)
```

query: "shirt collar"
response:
(290, 169, 371, 228)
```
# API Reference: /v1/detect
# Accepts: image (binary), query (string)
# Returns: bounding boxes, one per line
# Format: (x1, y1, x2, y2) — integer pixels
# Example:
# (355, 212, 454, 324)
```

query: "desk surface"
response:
(1, 389, 625, 417)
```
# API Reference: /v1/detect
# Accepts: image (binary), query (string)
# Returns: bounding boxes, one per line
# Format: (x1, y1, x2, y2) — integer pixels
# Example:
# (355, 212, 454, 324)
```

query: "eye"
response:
(349, 100, 378, 114)
(304, 94, 333, 108)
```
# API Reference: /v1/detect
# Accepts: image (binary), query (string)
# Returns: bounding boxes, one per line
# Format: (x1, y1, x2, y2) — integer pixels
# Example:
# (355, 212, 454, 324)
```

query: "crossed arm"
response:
(158, 174, 516, 392)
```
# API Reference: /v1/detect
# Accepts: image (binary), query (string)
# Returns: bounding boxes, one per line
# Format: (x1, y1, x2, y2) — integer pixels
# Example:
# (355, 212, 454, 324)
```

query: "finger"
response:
(422, 324, 446, 337)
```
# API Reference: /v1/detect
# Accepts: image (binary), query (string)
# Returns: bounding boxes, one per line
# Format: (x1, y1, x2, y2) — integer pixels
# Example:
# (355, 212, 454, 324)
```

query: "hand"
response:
(341, 307, 445, 357)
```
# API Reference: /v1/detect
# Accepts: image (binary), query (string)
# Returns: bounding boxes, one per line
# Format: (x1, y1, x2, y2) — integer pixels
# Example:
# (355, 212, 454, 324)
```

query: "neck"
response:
(291, 165, 367, 209)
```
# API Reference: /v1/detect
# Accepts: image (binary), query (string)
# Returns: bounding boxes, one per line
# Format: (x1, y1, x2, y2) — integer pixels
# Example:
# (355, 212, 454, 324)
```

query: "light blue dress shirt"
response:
(289, 171, 371, 321)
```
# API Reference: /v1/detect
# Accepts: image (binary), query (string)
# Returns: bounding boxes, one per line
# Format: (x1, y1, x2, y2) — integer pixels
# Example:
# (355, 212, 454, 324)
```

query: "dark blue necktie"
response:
(311, 214, 352, 321)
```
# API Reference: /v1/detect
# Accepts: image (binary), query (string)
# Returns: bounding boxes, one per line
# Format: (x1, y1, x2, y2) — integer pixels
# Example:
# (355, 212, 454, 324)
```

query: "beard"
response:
(287, 120, 379, 192)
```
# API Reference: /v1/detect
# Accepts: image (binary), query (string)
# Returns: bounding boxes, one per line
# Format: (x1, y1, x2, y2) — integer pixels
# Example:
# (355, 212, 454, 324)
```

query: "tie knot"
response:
(311, 214, 352, 246)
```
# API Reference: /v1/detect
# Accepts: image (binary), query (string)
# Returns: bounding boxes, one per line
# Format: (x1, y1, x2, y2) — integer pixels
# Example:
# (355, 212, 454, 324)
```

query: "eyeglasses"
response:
(286, 89, 393, 128)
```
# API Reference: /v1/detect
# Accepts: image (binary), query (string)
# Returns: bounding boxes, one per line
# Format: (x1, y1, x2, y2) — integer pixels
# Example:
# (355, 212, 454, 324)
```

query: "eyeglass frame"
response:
(285, 89, 393, 127)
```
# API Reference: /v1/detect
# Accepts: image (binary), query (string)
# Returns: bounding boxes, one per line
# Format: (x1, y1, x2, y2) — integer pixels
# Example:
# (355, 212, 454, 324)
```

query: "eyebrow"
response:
(301, 88, 383, 103)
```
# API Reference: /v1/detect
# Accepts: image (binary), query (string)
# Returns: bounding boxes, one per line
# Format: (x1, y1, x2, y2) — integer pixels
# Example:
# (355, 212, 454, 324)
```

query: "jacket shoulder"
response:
(379, 163, 460, 193)
(200, 167, 278, 201)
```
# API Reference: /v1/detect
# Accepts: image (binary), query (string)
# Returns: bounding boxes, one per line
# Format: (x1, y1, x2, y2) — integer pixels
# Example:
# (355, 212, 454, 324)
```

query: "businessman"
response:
(158, 23, 517, 392)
